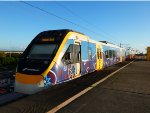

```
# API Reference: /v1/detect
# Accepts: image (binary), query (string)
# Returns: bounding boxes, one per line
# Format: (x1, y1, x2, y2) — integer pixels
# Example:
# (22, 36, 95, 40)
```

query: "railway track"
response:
(0, 92, 27, 106)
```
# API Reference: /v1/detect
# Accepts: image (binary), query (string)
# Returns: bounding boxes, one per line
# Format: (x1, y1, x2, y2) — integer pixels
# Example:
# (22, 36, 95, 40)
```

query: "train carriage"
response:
(15, 29, 126, 94)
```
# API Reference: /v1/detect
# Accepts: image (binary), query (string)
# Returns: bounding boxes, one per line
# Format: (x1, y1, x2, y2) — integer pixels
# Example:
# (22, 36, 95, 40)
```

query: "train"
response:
(15, 29, 127, 94)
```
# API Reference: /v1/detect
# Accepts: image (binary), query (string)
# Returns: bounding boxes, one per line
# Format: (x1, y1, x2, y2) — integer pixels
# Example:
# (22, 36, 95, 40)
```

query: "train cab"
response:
(15, 30, 72, 94)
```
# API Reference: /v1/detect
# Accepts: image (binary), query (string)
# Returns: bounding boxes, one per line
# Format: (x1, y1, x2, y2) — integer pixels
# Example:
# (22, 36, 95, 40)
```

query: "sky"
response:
(0, 1, 150, 53)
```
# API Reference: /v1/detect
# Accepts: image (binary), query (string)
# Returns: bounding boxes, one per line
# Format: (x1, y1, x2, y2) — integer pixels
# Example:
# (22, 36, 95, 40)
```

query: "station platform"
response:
(57, 60, 150, 113)
(0, 61, 150, 113)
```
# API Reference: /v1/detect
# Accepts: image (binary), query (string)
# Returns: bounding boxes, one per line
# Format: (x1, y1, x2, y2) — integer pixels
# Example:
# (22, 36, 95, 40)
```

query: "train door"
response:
(99, 47, 103, 69)
(96, 44, 103, 70)
(74, 42, 81, 76)
(62, 42, 81, 79)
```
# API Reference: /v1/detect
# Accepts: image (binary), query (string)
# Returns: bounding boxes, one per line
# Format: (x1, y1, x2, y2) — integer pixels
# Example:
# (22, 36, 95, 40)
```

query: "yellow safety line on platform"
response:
(47, 61, 134, 113)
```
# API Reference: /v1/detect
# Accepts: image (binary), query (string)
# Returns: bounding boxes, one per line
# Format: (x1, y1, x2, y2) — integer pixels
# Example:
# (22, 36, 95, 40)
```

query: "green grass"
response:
(0, 52, 22, 66)
(0, 57, 18, 66)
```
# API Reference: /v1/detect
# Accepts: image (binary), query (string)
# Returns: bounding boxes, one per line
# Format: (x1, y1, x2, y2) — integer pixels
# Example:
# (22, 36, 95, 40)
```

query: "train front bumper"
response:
(15, 80, 44, 94)
(15, 73, 44, 94)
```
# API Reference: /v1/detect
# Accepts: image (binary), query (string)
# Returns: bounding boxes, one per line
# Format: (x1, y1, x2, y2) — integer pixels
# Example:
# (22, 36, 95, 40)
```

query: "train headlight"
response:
(37, 80, 44, 87)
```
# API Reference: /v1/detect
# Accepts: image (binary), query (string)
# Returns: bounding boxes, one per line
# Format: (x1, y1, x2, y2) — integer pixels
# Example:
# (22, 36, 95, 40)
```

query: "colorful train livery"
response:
(15, 29, 126, 94)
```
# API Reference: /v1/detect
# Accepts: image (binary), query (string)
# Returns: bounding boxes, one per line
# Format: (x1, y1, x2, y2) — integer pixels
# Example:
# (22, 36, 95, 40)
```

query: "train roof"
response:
(38, 29, 125, 49)
(99, 41, 120, 48)
(40, 29, 84, 35)
(89, 39, 121, 49)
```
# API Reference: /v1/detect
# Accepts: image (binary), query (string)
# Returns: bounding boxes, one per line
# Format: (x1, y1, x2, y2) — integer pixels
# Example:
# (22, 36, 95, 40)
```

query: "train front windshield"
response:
(17, 43, 60, 75)
(27, 44, 59, 59)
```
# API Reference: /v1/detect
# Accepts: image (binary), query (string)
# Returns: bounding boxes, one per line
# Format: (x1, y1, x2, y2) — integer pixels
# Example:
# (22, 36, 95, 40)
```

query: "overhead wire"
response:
(54, 2, 119, 44)
(21, 1, 119, 45)
(21, 1, 103, 36)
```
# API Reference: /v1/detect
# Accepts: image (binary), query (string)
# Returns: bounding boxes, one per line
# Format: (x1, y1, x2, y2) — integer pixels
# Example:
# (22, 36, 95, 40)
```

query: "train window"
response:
(74, 44, 81, 63)
(109, 50, 111, 58)
(109, 50, 113, 58)
(97, 48, 102, 59)
(62, 44, 81, 65)
(62, 44, 73, 64)
(105, 51, 107, 58)
(112, 50, 114, 57)
(27, 44, 58, 59)
(97, 48, 100, 59)
(114, 50, 116, 57)
(64, 52, 71, 60)
(113, 51, 117, 57)
(99, 49, 102, 59)
(105, 50, 109, 58)
(117, 50, 120, 57)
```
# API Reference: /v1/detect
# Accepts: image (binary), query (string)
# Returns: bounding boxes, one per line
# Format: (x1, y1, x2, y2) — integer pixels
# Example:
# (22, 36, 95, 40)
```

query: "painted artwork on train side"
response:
(44, 39, 97, 86)
(44, 39, 74, 86)
(81, 41, 96, 75)
(102, 45, 120, 68)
